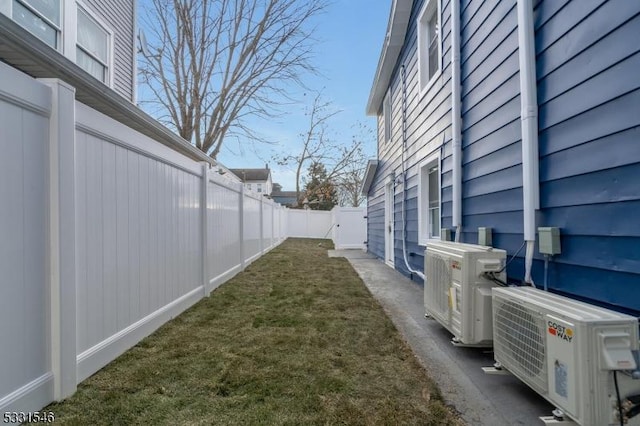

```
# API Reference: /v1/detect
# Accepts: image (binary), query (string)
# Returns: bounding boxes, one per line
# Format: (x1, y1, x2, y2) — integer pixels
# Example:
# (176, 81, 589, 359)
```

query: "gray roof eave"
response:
(365, 0, 412, 116)
(360, 159, 379, 196)
(0, 13, 214, 166)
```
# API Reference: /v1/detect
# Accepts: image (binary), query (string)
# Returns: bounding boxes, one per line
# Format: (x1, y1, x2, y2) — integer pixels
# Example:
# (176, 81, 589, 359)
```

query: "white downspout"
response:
(517, 0, 540, 285)
(451, 0, 462, 242)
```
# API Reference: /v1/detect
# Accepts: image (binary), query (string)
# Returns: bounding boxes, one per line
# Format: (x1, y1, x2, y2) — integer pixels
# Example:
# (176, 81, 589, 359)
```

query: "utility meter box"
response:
(478, 227, 492, 246)
(538, 227, 561, 255)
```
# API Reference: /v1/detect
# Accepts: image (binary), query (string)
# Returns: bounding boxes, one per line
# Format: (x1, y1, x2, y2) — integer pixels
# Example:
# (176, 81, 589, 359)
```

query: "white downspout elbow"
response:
(451, 0, 463, 242)
(517, 0, 540, 285)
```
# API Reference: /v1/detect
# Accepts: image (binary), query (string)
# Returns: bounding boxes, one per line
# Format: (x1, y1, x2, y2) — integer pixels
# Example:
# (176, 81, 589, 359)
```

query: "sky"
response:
(215, 1, 390, 190)
(137, 0, 390, 191)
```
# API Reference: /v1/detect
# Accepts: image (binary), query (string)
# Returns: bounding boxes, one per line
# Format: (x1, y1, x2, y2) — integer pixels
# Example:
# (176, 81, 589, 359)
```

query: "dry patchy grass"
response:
(44, 238, 463, 425)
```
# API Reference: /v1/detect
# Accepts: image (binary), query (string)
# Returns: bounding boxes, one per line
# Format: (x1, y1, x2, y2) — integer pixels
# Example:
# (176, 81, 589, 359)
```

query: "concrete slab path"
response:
(328, 249, 555, 426)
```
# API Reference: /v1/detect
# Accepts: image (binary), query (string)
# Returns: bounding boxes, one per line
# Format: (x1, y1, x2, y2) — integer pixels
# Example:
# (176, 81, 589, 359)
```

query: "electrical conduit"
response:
(400, 64, 425, 280)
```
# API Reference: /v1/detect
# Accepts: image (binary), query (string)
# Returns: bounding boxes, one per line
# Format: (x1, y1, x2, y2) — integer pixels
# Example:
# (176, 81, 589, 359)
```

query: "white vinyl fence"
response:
(287, 207, 367, 250)
(0, 62, 287, 414)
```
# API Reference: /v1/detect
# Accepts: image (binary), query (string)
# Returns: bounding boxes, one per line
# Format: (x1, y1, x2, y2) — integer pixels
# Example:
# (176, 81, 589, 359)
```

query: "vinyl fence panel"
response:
(74, 102, 204, 382)
(0, 62, 337, 416)
(0, 64, 53, 412)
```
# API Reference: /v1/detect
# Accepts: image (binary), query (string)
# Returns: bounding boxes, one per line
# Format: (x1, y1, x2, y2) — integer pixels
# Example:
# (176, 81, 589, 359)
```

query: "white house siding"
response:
(82, 0, 135, 101)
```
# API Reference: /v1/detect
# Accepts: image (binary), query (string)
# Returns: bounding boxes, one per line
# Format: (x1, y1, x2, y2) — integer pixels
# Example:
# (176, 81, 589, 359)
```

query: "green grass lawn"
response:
(44, 238, 463, 425)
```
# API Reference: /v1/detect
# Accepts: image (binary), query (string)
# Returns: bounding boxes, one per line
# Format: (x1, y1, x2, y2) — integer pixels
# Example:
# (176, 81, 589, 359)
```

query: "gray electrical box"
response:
(538, 227, 561, 255)
(441, 228, 451, 241)
(478, 227, 492, 246)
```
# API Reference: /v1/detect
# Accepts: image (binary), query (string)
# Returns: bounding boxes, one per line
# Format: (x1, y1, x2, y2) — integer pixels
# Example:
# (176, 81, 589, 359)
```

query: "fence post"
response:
(239, 185, 245, 270)
(260, 195, 265, 254)
(273, 204, 277, 244)
(200, 163, 209, 296)
(41, 79, 77, 400)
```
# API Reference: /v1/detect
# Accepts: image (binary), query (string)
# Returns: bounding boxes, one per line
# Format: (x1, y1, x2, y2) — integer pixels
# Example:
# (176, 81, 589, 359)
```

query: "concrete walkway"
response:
(328, 249, 554, 426)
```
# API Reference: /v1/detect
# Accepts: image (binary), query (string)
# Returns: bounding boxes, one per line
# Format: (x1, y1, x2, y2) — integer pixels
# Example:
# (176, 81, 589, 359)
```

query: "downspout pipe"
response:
(517, 0, 540, 285)
(451, 0, 462, 242)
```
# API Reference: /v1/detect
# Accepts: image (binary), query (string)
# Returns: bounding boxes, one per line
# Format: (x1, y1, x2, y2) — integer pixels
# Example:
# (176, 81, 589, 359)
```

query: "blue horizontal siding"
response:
(539, 202, 640, 238)
(539, 54, 640, 130)
(540, 128, 640, 182)
(550, 264, 640, 316)
(537, 14, 640, 103)
(532, 0, 569, 29)
(462, 96, 520, 145)
(462, 188, 522, 215)
(462, 165, 522, 198)
(463, 141, 521, 181)
(367, 0, 640, 315)
(536, 1, 640, 75)
(538, 89, 640, 154)
(541, 164, 640, 209)
(463, 118, 520, 156)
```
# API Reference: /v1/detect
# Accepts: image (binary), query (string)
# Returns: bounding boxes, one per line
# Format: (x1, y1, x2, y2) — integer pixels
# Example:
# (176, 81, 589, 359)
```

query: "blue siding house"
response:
(363, 0, 640, 315)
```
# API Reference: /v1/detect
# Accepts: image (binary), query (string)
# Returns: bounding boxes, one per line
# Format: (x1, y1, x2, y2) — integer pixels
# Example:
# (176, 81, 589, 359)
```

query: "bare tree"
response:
(334, 122, 374, 207)
(139, 0, 326, 158)
(276, 94, 372, 205)
(275, 92, 338, 202)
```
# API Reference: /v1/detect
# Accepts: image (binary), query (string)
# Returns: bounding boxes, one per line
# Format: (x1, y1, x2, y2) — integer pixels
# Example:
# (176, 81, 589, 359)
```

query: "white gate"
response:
(332, 207, 367, 250)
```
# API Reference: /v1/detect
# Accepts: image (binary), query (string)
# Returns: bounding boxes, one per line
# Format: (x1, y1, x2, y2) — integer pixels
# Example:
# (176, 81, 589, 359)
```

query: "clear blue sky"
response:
(215, 0, 390, 190)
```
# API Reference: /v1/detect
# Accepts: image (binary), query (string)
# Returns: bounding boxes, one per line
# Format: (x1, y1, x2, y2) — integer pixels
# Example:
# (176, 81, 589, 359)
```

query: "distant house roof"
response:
(229, 168, 270, 182)
(271, 190, 299, 207)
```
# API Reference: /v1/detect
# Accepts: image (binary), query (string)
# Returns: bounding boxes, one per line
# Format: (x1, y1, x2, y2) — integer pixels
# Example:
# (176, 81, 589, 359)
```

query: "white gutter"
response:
(517, 0, 540, 284)
(451, 0, 462, 242)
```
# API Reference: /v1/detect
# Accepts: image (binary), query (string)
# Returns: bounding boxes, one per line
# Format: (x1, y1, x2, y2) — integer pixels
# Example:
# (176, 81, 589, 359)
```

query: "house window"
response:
(257, 183, 263, 193)
(383, 90, 392, 144)
(246, 183, 252, 190)
(76, 6, 111, 83)
(417, 0, 441, 95)
(418, 153, 441, 245)
(10, 0, 61, 48)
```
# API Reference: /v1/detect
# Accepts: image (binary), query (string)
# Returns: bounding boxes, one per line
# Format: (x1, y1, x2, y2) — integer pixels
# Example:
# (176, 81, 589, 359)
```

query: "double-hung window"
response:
(257, 183, 263, 193)
(418, 153, 441, 245)
(417, 0, 441, 96)
(10, 0, 61, 48)
(76, 6, 111, 84)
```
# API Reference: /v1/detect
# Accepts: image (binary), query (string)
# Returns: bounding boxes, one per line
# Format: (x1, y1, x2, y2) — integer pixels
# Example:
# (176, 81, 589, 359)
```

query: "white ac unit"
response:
(424, 241, 506, 346)
(493, 286, 640, 425)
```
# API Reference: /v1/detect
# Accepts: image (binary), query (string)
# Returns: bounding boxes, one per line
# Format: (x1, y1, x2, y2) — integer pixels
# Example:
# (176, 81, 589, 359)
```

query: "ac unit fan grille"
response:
(426, 253, 451, 320)
(494, 298, 548, 393)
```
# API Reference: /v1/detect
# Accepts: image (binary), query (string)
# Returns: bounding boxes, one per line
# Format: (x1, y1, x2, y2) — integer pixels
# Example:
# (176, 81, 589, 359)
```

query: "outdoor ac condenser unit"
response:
(424, 241, 506, 346)
(493, 286, 640, 425)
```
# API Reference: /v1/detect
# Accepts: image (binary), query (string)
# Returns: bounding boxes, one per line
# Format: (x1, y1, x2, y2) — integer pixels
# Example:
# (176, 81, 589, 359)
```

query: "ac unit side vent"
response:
(426, 253, 450, 319)
(494, 299, 548, 394)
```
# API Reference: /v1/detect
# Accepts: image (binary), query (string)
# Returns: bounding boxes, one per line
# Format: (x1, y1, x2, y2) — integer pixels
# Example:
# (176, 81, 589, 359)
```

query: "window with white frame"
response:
(257, 183, 263, 193)
(76, 5, 111, 83)
(9, 0, 61, 48)
(383, 90, 392, 144)
(246, 183, 252, 190)
(418, 153, 441, 245)
(417, 0, 441, 95)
